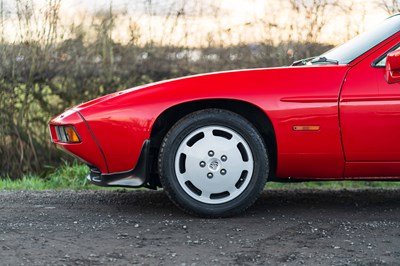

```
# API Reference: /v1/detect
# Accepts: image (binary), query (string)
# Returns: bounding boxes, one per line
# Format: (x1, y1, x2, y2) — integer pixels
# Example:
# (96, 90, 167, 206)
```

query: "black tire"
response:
(158, 109, 269, 217)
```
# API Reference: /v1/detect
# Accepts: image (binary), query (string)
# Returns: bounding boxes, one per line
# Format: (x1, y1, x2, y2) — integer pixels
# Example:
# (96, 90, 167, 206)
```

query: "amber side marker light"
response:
(293, 125, 320, 131)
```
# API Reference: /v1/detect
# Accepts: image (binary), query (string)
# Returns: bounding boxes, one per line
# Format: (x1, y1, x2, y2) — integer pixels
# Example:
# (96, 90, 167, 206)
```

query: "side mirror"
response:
(385, 50, 400, 84)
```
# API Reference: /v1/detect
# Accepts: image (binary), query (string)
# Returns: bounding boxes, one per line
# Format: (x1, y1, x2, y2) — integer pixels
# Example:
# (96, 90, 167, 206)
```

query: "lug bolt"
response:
(221, 155, 227, 162)
(208, 150, 215, 157)
(220, 169, 227, 175)
(199, 161, 206, 168)
(207, 172, 214, 179)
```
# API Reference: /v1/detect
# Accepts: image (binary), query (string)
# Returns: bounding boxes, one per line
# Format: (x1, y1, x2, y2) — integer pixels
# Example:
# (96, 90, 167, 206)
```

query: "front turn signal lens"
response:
(64, 126, 81, 143)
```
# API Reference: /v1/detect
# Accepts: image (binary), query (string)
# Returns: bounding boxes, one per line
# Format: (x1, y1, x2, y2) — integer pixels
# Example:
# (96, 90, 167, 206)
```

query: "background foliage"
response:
(0, 0, 398, 179)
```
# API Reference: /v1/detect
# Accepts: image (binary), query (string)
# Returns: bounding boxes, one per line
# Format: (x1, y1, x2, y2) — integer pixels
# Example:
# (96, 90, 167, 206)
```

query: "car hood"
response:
(72, 67, 274, 110)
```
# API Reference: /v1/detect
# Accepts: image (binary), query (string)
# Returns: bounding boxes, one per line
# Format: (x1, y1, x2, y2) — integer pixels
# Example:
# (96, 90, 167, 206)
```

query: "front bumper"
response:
(49, 110, 109, 173)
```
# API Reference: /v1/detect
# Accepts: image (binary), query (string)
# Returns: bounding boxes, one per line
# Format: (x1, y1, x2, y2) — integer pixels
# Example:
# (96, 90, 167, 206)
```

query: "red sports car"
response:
(50, 14, 400, 217)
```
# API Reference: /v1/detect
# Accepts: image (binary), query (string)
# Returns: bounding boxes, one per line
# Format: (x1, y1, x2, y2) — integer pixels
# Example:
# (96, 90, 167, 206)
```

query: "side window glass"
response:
(376, 45, 400, 67)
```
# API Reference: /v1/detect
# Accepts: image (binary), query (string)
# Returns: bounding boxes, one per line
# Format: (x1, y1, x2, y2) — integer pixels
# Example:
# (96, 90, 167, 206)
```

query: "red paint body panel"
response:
(344, 162, 400, 178)
(340, 33, 400, 163)
(49, 21, 400, 181)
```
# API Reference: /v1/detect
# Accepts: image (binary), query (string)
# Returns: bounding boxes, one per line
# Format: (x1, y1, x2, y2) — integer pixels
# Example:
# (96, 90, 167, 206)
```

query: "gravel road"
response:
(1, 188, 400, 265)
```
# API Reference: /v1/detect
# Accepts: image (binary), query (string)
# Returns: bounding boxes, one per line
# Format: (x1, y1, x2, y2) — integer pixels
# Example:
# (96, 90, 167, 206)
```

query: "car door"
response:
(340, 40, 400, 169)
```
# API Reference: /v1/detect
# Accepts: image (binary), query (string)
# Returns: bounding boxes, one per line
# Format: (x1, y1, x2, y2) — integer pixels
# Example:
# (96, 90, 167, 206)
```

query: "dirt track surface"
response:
(1, 189, 400, 265)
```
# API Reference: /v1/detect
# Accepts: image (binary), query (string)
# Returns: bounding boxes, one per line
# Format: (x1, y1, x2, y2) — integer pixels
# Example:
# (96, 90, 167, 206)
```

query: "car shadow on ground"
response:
(76, 188, 400, 218)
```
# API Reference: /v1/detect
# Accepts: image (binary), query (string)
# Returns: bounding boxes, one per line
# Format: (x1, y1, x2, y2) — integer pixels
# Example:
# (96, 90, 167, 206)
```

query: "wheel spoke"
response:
(200, 191, 211, 200)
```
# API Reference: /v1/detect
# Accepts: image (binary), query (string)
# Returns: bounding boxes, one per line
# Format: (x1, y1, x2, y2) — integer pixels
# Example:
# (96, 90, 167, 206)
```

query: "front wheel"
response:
(158, 109, 269, 217)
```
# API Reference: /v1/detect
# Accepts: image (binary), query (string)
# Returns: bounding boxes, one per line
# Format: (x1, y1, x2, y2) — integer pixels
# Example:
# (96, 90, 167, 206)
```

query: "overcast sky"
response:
(1, 0, 389, 46)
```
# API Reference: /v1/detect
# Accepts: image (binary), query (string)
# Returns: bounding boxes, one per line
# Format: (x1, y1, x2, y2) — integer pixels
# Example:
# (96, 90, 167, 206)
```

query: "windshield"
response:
(321, 14, 400, 64)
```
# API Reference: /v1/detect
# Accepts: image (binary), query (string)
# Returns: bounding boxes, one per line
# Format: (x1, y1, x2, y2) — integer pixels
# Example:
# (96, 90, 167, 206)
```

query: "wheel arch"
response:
(149, 99, 277, 187)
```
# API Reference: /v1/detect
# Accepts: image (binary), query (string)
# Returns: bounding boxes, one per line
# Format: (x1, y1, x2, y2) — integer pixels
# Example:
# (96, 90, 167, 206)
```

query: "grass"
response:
(0, 162, 99, 190)
(266, 180, 400, 190)
(1, 163, 400, 190)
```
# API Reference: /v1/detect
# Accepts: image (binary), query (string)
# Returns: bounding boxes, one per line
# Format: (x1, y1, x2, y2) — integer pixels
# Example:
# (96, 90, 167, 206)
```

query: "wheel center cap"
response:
(208, 159, 221, 171)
